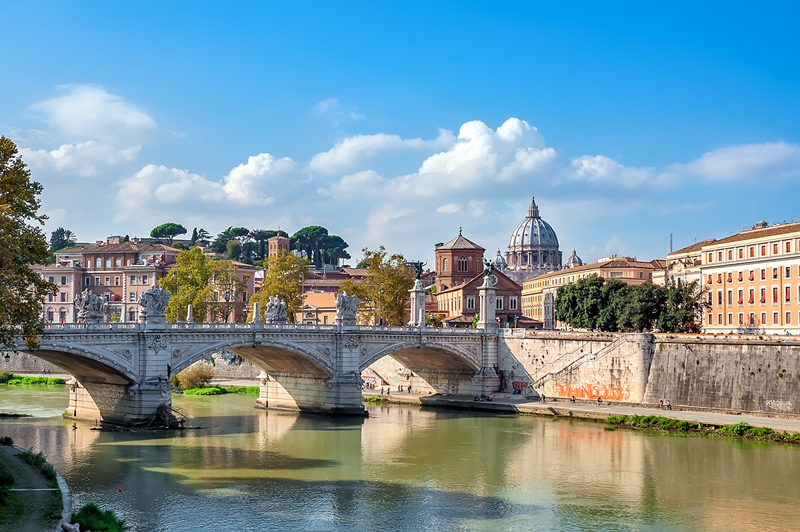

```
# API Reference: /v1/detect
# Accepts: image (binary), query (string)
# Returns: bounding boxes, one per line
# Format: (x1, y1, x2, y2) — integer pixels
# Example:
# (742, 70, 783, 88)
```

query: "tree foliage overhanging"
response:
(553, 275, 707, 333)
(339, 246, 414, 326)
(0, 137, 57, 348)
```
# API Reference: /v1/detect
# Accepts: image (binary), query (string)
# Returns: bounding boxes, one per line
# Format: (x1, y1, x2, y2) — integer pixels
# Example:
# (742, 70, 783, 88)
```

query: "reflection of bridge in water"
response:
(20, 321, 499, 425)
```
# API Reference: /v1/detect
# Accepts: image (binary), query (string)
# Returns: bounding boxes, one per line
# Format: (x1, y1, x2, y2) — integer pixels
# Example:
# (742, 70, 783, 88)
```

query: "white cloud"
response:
(669, 141, 800, 181)
(20, 141, 141, 178)
(314, 97, 365, 126)
(436, 203, 461, 214)
(567, 155, 657, 188)
(32, 85, 158, 145)
(317, 170, 386, 198)
(222, 153, 295, 204)
(308, 129, 455, 175)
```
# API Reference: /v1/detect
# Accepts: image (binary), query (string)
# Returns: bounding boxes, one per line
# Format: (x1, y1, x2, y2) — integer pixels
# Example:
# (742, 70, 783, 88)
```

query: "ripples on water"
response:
(1, 386, 798, 531)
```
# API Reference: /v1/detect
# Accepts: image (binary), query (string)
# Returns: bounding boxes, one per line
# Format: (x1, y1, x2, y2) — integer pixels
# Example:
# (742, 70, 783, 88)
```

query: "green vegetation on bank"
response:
(0, 372, 65, 385)
(606, 415, 800, 443)
(72, 502, 128, 532)
(180, 385, 260, 396)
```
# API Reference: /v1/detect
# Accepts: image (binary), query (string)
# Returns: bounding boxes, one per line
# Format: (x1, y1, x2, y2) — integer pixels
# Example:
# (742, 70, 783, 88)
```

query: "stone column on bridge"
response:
(408, 279, 426, 327)
(475, 272, 501, 395)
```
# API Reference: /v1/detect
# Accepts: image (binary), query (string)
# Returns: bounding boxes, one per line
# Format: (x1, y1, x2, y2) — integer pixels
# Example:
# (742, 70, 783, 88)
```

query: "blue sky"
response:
(3, 2, 799, 267)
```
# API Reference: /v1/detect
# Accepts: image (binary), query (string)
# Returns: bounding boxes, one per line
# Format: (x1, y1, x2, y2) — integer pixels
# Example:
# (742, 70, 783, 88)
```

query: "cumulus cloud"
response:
(308, 129, 455, 175)
(669, 141, 800, 181)
(567, 155, 658, 188)
(317, 170, 386, 198)
(20, 141, 141, 178)
(436, 203, 461, 214)
(222, 153, 295, 204)
(31, 85, 158, 145)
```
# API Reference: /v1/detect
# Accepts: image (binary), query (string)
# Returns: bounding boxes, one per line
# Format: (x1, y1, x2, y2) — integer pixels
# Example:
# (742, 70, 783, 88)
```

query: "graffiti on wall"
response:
(555, 382, 632, 401)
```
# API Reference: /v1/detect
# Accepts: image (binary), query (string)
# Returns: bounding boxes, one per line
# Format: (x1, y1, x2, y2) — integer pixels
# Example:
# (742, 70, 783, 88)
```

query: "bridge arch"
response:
(361, 341, 481, 373)
(171, 339, 335, 379)
(20, 345, 137, 384)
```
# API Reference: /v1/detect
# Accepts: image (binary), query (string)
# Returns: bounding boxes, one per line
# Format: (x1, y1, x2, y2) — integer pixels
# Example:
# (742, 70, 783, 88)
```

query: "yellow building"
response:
(521, 257, 666, 329)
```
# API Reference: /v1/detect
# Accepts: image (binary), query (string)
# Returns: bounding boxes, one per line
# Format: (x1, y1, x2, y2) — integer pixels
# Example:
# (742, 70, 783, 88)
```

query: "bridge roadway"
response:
(17, 321, 499, 425)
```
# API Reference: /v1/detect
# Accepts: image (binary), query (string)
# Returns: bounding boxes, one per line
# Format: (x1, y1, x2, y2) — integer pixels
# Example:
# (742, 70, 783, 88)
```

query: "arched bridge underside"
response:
(15, 323, 499, 425)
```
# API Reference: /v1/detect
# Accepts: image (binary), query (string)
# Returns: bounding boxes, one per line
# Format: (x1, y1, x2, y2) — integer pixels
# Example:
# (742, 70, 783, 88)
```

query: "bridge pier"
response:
(66, 378, 170, 425)
(256, 371, 366, 416)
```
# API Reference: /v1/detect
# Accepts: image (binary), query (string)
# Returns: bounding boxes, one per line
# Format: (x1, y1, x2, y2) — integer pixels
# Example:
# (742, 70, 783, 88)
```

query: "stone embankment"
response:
(363, 391, 800, 434)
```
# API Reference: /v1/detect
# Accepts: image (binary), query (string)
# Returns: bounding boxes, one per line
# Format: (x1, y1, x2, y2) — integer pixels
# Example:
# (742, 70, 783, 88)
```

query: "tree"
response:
(0, 137, 57, 348)
(248, 252, 309, 323)
(292, 225, 329, 268)
(617, 282, 664, 332)
(195, 228, 211, 246)
(554, 275, 627, 331)
(226, 239, 241, 260)
(658, 280, 707, 333)
(339, 247, 414, 325)
(150, 222, 187, 244)
(210, 227, 233, 254)
(321, 234, 350, 267)
(63, 229, 77, 246)
(190, 227, 198, 244)
(50, 227, 69, 251)
(206, 260, 248, 323)
(158, 247, 217, 322)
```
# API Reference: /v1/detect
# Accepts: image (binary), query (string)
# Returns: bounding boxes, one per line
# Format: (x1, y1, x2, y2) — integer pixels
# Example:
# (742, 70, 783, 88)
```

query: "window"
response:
(510, 297, 518, 310)
(130, 275, 136, 285)
(738, 248, 743, 259)
(773, 287, 779, 303)
(749, 247, 754, 258)
(717, 291, 723, 306)
(727, 272, 732, 283)
(773, 312, 779, 325)
(717, 273, 722, 283)
(60, 292, 66, 302)
(129, 292, 136, 302)
(95, 258, 101, 268)
(737, 289, 743, 305)
(718, 251, 723, 261)
(323, 316, 328, 325)
(707, 291, 712, 306)
(708, 252, 713, 262)
(142, 274, 148, 285)
(787, 241, 792, 253)
(749, 313, 755, 325)
(749, 289, 754, 304)
(126, 259, 131, 266)
(727, 290, 732, 305)
(59, 311, 66, 322)
(773, 268, 778, 280)
(787, 312, 792, 325)
(48, 275, 55, 283)
(115, 277, 120, 286)
(786, 267, 791, 278)
(786, 286, 791, 302)
(749, 270, 754, 281)
(708, 314, 713, 325)
(760, 288, 766, 303)
(718, 313, 722, 324)
(115, 257, 121, 267)
(457, 257, 468, 272)
(60, 276, 67, 285)
(47, 310, 54, 321)
(707, 274, 713, 285)
(443, 258, 448, 272)
(773, 243, 779, 254)
(129, 309, 136, 322)
(105, 258, 111, 268)
(84, 276, 90, 286)
(48, 294, 54, 302)
(760, 245, 766, 256)
(466, 296, 475, 310)
(105, 276, 110, 286)
(95, 277, 100, 286)
(738, 271, 742, 282)
(738, 313, 743, 325)
(728, 249, 733, 260)
(761, 312, 766, 325)
(496, 297, 503, 310)
(761, 269, 766, 281)
(728, 313, 733, 325)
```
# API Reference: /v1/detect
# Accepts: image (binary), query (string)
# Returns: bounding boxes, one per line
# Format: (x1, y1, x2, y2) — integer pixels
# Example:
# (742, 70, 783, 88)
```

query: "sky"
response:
(3, 2, 800, 267)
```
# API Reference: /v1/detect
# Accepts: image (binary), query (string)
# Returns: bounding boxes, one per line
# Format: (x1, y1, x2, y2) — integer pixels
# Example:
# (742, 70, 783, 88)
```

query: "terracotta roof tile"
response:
(705, 221, 800, 247)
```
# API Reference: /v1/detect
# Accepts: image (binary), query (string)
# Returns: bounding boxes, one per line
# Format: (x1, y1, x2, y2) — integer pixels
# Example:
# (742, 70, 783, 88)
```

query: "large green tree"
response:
(150, 222, 187, 244)
(339, 246, 414, 325)
(658, 280, 707, 333)
(50, 226, 70, 252)
(206, 260, 249, 323)
(158, 247, 216, 322)
(0, 137, 57, 348)
(248, 252, 310, 323)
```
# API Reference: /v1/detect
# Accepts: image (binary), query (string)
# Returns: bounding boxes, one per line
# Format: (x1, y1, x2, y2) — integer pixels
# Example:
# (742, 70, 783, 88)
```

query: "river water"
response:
(1, 385, 799, 532)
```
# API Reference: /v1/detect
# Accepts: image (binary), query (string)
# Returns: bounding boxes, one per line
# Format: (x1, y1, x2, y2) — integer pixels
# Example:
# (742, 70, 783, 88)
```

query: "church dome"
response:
(507, 197, 559, 249)
(566, 248, 583, 267)
(493, 249, 507, 267)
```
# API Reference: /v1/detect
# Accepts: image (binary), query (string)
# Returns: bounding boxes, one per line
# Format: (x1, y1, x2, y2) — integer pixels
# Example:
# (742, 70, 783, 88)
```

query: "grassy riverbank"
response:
(606, 415, 800, 444)
(181, 385, 259, 396)
(0, 437, 62, 531)
(0, 371, 65, 386)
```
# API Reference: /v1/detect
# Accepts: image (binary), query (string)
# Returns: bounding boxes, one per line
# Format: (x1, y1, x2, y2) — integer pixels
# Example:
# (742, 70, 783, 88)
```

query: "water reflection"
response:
(1, 387, 799, 531)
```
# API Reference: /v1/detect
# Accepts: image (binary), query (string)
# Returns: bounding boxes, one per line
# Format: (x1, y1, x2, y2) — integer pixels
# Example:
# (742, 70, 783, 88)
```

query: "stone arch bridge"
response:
(14, 321, 500, 424)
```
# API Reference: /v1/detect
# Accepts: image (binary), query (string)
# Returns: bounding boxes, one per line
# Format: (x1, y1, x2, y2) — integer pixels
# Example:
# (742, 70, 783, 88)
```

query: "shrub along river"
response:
(1, 385, 799, 531)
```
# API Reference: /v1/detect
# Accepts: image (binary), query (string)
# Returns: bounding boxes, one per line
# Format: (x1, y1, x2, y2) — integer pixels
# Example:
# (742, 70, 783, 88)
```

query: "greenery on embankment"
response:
(181, 385, 259, 396)
(0, 371, 65, 386)
(0, 441, 62, 528)
(72, 502, 128, 532)
(606, 415, 800, 444)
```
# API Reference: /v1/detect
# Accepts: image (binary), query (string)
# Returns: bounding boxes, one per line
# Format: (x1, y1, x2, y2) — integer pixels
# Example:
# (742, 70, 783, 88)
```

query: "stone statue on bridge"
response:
(264, 295, 287, 324)
(335, 291, 359, 325)
(139, 285, 171, 319)
(73, 288, 107, 323)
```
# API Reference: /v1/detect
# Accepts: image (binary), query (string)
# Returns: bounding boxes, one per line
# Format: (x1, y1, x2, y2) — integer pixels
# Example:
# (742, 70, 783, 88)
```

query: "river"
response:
(1, 385, 799, 531)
